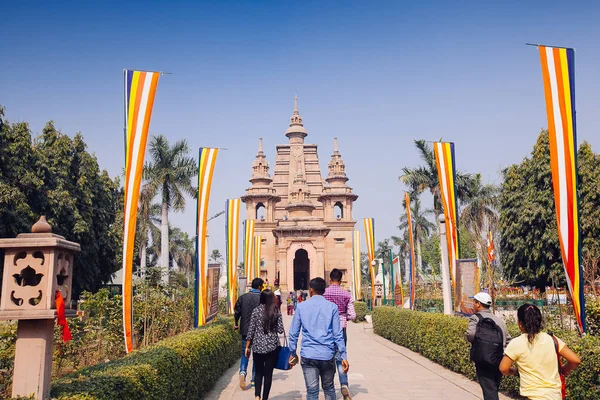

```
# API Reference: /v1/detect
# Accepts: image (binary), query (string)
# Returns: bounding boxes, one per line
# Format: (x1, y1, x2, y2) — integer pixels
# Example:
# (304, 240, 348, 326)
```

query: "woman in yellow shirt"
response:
(499, 304, 581, 400)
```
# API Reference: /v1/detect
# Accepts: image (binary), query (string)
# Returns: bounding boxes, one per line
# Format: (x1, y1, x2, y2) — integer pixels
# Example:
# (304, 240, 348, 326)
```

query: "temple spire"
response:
(334, 137, 338, 153)
(258, 137, 263, 153)
(286, 95, 308, 142)
(293, 95, 299, 114)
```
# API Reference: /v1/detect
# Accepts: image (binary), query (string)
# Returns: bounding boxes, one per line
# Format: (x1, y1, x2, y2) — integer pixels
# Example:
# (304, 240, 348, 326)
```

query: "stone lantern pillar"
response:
(0, 216, 80, 399)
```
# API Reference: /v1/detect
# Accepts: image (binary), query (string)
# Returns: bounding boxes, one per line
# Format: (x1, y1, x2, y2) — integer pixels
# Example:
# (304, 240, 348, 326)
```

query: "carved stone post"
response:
(0, 216, 80, 399)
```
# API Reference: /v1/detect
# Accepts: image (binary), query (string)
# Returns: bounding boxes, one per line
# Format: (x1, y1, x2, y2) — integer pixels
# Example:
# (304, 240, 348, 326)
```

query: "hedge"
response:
(353, 301, 368, 322)
(373, 307, 600, 400)
(50, 318, 239, 400)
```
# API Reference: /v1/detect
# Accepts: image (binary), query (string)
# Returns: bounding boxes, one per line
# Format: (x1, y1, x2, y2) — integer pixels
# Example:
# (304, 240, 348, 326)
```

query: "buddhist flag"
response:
(487, 230, 496, 264)
(392, 255, 404, 307)
(243, 220, 255, 281)
(195, 148, 219, 328)
(122, 69, 160, 353)
(363, 218, 375, 301)
(253, 236, 263, 280)
(434, 142, 460, 289)
(226, 199, 241, 314)
(538, 45, 586, 333)
(352, 230, 362, 301)
(405, 193, 417, 310)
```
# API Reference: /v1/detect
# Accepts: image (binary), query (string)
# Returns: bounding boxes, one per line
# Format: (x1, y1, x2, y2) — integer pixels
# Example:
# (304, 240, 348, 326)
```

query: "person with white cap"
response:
(466, 292, 511, 400)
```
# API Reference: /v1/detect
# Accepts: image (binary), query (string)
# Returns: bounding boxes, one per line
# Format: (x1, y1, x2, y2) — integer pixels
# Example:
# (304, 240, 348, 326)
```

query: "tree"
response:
(499, 131, 563, 288)
(136, 185, 161, 277)
(0, 108, 121, 296)
(460, 173, 500, 286)
(144, 135, 197, 283)
(577, 142, 600, 295)
(421, 232, 441, 275)
(400, 139, 474, 215)
(209, 249, 223, 264)
(169, 227, 195, 286)
(398, 196, 435, 274)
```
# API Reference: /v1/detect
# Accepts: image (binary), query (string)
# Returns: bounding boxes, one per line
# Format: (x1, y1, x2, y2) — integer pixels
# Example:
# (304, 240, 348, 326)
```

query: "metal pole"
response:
(439, 214, 453, 315)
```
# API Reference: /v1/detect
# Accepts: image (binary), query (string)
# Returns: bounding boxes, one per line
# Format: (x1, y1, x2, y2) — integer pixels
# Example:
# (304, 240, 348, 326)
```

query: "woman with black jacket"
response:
(245, 289, 284, 400)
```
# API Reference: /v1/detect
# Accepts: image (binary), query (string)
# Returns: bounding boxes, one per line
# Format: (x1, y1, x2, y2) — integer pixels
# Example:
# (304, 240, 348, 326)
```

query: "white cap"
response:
(473, 292, 492, 306)
(274, 289, 281, 296)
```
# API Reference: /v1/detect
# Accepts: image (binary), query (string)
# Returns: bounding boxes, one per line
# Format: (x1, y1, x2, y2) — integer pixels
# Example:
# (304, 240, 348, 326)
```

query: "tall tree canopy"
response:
(499, 130, 600, 288)
(0, 107, 121, 296)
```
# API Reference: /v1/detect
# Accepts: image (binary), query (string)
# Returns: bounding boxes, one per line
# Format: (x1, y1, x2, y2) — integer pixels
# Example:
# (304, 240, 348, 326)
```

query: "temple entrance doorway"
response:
(293, 249, 309, 290)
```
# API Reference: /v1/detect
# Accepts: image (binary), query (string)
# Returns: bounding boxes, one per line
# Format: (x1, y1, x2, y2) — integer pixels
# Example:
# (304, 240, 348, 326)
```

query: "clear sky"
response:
(2, 1, 600, 258)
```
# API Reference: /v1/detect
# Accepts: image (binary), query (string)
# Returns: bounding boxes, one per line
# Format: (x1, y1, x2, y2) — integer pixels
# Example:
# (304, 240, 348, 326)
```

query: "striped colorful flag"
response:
(538, 45, 586, 333)
(243, 220, 255, 281)
(405, 193, 417, 310)
(122, 69, 160, 353)
(392, 255, 404, 307)
(434, 142, 460, 289)
(195, 148, 219, 328)
(225, 199, 241, 314)
(487, 230, 496, 264)
(352, 230, 362, 300)
(363, 218, 375, 301)
(253, 236, 263, 281)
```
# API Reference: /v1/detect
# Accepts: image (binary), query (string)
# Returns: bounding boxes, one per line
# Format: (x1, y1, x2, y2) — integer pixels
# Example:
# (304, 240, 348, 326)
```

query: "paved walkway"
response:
(206, 312, 513, 400)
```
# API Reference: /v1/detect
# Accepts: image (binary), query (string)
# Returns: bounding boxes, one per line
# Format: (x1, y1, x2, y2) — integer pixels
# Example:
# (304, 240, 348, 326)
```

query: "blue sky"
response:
(2, 1, 600, 257)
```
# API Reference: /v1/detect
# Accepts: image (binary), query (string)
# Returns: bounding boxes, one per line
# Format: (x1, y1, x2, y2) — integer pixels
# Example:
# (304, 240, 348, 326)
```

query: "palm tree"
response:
(460, 174, 499, 287)
(209, 249, 224, 264)
(398, 196, 435, 275)
(391, 234, 409, 283)
(137, 184, 161, 278)
(400, 139, 474, 215)
(144, 135, 197, 283)
(169, 227, 195, 286)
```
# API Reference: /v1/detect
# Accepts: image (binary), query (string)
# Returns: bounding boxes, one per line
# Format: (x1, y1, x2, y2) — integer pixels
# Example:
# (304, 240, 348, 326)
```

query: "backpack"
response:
(470, 313, 504, 368)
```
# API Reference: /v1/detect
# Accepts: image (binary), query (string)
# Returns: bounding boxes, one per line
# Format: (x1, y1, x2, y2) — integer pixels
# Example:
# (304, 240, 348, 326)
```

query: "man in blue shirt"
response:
(288, 277, 350, 400)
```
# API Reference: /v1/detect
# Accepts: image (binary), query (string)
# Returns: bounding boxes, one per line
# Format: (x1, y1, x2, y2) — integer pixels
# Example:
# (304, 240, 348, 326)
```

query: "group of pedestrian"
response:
(467, 292, 581, 400)
(234, 270, 354, 400)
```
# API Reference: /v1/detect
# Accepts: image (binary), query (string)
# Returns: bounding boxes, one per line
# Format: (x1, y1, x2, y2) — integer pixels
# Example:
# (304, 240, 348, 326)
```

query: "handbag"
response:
(549, 332, 567, 399)
(275, 326, 292, 371)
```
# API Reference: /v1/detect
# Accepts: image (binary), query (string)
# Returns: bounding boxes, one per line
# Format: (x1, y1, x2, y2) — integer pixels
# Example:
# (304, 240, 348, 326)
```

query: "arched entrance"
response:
(293, 249, 309, 290)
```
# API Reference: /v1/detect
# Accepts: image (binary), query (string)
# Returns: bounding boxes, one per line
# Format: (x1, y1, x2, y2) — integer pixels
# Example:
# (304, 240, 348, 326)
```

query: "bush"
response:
(50, 318, 238, 400)
(586, 297, 600, 335)
(353, 301, 368, 322)
(373, 307, 600, 400)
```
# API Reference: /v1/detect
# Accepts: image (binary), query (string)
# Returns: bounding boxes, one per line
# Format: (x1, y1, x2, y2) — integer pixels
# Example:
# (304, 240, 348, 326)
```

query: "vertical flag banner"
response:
(253, 236, 263, 280)
(392, 255, 404, 306)
(405, 193, 417, 310)
(122, 69, 160, 353)
(363, 218, 376, 301)
(538, 45, 585, 333)
(243, 220, 255, 282)
(352, 230, 362, 300)
(226, 199, 241, 314)
(195, 148, 219, 328)
(434, 142, 460, 289)
(487, 230, 496, 265)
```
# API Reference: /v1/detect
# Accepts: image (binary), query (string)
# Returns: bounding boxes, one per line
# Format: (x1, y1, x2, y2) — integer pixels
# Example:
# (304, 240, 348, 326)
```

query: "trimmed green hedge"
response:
(373, 307, 600, 400)
(353, 301, 368, 322)
(50, 318, 238, 400)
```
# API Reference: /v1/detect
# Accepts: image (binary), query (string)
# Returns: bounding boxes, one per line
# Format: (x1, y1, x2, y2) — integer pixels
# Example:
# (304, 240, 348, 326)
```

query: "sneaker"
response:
(341, 385, 352, 400)
(251, 380, 255, 388)
(239, 373, 246, 390)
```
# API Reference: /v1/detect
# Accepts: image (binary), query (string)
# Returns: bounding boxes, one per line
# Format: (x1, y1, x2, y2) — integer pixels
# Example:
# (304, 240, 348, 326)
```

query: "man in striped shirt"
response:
(324, 268, 356, 400)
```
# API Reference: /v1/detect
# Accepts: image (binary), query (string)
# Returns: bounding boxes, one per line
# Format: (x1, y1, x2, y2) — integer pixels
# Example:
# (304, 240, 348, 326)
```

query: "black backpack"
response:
(470, 313, 504, 368)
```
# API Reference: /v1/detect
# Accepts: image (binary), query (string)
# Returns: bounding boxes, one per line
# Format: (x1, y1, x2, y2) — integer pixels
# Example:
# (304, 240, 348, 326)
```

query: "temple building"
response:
(241, 97, 358, 291)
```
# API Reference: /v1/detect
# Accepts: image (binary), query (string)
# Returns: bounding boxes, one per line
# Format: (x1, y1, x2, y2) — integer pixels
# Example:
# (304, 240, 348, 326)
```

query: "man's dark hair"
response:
(329, 269, 343, 282)
(475, 299, 491, 309)
(251, 277, 264, 290)
(309, 277, 326, 295)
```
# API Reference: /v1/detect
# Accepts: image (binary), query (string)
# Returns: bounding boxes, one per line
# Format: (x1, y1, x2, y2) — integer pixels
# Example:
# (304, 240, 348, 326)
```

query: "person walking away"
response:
(286, 293, 294, 316)
(288, 278, 350, 400)
(234, 277, 264, 390)
(297, 290, 304, 304)
(466, 292, 511, 400)
(500, 304, 581, 400)
(274, 289, 282, 312)
(245, 290, 284, 400)
(292, 290, 298, 310)
(324, 268, 356, 400)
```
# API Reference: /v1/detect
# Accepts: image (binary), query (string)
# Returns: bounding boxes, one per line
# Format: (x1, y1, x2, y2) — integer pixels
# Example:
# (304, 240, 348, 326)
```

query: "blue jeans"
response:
(240, 338, 256, 381)
(335, 328, 349, 387)
(301, 357, 336, 400)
